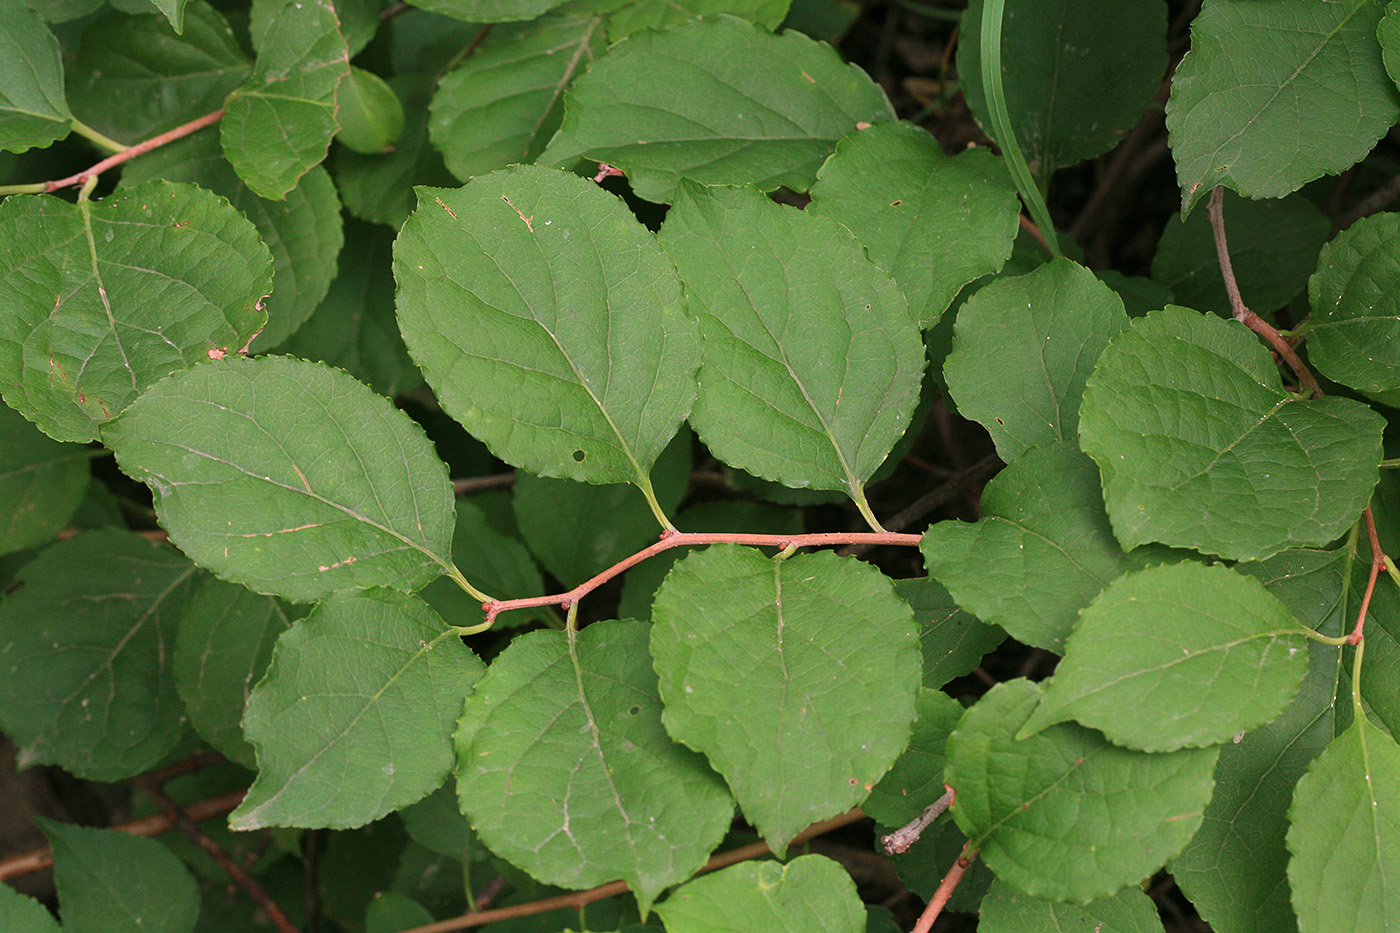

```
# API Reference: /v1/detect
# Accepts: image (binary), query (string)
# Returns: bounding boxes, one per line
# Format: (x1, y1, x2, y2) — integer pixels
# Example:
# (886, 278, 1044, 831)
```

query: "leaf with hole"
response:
(455, 620, 732, 915)
(231, 589, 485, 830)
(658, 182, 923, 519)
(0, 529, 197, 781)
(539, 15, 894, 202)
(807, 121, 1019, 327)
(395, 164, 698, 493)
(1019, 562, 1312, 751)
(943, 258, 1129, 462)
(650, 546, 920, 852)
(1079, 307, 1384, 561)
(1167, 0, 1400, 213)
(104, 355, 457, 602)
(0, 180, 271, 443)
(220, 0, 349, 199)
(945, 678, 1218, 904)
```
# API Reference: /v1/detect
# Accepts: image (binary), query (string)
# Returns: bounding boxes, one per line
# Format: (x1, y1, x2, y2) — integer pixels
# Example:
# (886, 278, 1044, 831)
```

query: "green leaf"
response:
(120, 130, 345, 353)
(456, 620, 732, 914)
(539, 15, 895, 202)
(429, 13, 607, 183)
(173, 575, 303, 769)
(220, 0, 349, 199)
(0, 877, 62, 933)
(650, 546, 921, 852)
(862, 687, 962, 827)
(366, 893, 435, 933)
(1019, 562, 1312, 751)
(42, 820, 200, 933)
(409, 0, 568, 23)
(0, 180, 272, 443)
(281, 219, 420, 397)
(806, 121, 1018, 327)
(979, 877, 1165, 933)
(0, 0, 72, 152)
(395, 165, 699, 489)
(943, 258, 1129, 461)
(0, 403, 89, 556)
(1152, 191, 1330, 320)
(921, 441, 1172, 652)
(513, 428, 690, 588)
(604, 0, 790, 41)
(0, 529, 197, 781)
(65, 2, 249, 145)
(231, 589, 485, 830)
(1171, 548, 1349, 933)
(958, 0, 1166, 176)
(104, 355, 457, 602)
(336, 66, 405, 154)
(893, 577, 1005, 690)
(1079, 306, 1385, 560)
(945, 679, 1218, 904)
(1167, 0, 1400, 213)
(1305, 211, 1400, 402)
(658, 183, 923, 517)
(655, 855, 865, 933)
(1287, 715, 1400, 932)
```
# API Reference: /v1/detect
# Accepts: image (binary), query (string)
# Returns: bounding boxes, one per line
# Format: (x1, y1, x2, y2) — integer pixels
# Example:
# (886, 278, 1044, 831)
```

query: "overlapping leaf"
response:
(945, 679, 1218, 904)
(0, 530, 197, 781)
(1152, 190, 1329, 318)
(220, 0, 349, 199)
(409, 0, 568, 23)
(1019, 562, 1312, 751)
(894, 577, 1005, 689)
(959, 0, 1167, 175)
(1167, 0, 1400, 212)
(429, 13, 607, 183)
(0, 180, 271, 443)
(0, 0, 72, 152)
(395, 165, 699, 487)
(604, 0, 789, 41)
(943, 258, 1129, 461)
(0, 403, 88, 556)
(655, 856, 865, 933)
(42, 821, 200, 933)
(1172, 548, 1349, 933)
(173, 575, 302, 769)
(231, 589, 484, 830)
(1079, 307, 1384, 560)
(979, 878, 1166, 933)
(921, 441, 1173, 652)
(455, 620, 732, 914)
(1287, 715, 1400, 932)
(418, 499, 545, 628)
(122, 131, 345, 352)
(806, 121, 1019, 327)
(658, 183, 923, 512)
(1305, 212, 1400, 403)
(650, 546, 920, 852)
(66, 2, 249, 144)
(539, 15, 895, 202)
(104, 356, 457, 602)
(862, 688, 963, 827)
(0, 884, 60, 933)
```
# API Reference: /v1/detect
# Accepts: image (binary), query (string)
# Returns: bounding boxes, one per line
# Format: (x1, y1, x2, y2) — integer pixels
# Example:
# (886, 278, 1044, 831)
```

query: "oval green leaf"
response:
(1306, 211, 1400, 402)
(103, 356, 457, 602)
(650, 545, 921, 853)
(42, 820, 200, 933)
(231, 589, 484, 830)
(0, 403, 88, 556)
(0, 0, 73, 152)
(655, 855, 865, 933)
(1079, 307, 1384, 561)
(395, 164, 699, 488)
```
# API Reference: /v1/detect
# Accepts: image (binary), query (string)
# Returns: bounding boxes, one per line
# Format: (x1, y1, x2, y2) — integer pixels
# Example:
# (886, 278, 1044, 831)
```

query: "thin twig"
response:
(479, 532, 922, 625)
(1069, 76, 1171, 246)
(452, 473, 515, 495)
(1350, 506, 1388, 645)
(0, 790, 245, 881)
(400, 809, 867, 933)
(1338, 172, 1400, 230)
(881, 786, 954, 854)
(1206, 186, 1323, 397)
(137, 781, 298, 933)
(840, 454, 1001, 557)
(911, 841, 978, 933)
(44, 110, 225, 192)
